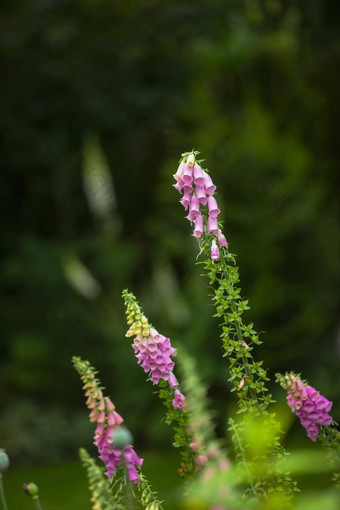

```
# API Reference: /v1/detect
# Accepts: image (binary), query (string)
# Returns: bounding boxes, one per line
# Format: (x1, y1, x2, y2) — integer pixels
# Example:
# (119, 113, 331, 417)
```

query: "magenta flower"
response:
(173, 389, 186, 410)
(123, 292, 187, 413)
(211, 240, 220, 260)
(284, 374, 333, 441)
(74, 357, 143, 483)
(173, 153, 229, 261)
(133, 328, 177, 384)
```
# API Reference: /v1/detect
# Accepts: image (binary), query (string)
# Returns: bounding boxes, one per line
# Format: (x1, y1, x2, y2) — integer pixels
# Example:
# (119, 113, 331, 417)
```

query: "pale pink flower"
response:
(208, 216, 219, 235)
(193, 164, 206, 187)
(203, 171, 216, 195)
(195, 185, 208, 205)
(207, 196, 220, 218)
(217, 230, 228, 248)
(182, 164, 193, 185)
(193, 214, 204, 238)
(211, 240, 220, 260)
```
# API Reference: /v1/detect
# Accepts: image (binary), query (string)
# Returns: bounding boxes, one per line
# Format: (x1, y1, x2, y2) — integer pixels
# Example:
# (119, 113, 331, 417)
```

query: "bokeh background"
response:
(1, 0, 339, 508)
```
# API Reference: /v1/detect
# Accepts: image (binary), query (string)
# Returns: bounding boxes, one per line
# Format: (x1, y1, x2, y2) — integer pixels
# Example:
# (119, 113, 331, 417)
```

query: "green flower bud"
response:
(0, 450, 9, 473)
(111, 427, 133, 449)
(23, 482, 39, 498)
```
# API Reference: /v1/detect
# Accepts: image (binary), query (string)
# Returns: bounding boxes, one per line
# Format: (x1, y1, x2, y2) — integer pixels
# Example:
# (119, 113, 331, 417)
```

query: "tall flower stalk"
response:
(173, 151, 297, 498)
(72, 356, 143, 484)
(122, 290, 196, 476)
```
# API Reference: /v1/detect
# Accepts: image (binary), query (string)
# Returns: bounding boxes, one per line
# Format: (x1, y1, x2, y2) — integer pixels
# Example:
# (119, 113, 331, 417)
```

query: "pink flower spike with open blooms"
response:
(124, 290, 187, 413)
(211, 240, 220, 260)
(284, 374, 333, 441)
(172, 152, 229, 254)
(74, 357, 143, 483)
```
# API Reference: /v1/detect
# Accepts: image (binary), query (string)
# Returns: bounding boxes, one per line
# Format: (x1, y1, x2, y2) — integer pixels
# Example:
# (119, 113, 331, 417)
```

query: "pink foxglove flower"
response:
(193, 164, 206, 187)
(173, 152, 229, 261)
(124, 291, 186, 412)
(193, 214, 204, 238)
(195, 185, 208, 205)
(182, 164, 193, 185)
(173, 389, 186, 410)
(208, 216, 219, 235)
(133, 328, 176, 384)
(73, 357, 143, 483)
(188, 192, 200, 220)
(284, 374, 333, 441)
(202, 171, 216, 195)
(207, 196, 220, 218)
(211, 240, 220, 260)
(217, 230, 228, 248)
(173, 161, 185, 182)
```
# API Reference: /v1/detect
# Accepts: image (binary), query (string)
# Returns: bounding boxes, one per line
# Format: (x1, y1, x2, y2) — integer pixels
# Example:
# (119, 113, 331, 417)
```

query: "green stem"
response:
(221, 255, 258, 403)
(33, 499, 43, 510)
(123, 459, 136, 510)
(0, 476, 8, 510)
(229, 419, 257, 497)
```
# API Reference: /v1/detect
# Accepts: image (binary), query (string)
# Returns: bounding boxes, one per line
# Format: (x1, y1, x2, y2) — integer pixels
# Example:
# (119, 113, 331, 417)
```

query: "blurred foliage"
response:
(0, 0, 339, 466)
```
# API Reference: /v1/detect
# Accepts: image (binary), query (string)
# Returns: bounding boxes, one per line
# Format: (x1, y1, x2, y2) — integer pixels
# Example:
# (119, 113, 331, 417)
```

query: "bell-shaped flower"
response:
(217, 229, 228, 248)
(202, 171, 216, 195)
(188, 193, 200, 220)
(193, 164, 206, 187)
(208, 216, 219, 235)
(195, 185, 208, 205)
(173, 161, 185, 181)
(210, 240, 220, 260)
(193, 214, 204, 238)
(208, 196, 220, 218)
(182, 164, 193, 185)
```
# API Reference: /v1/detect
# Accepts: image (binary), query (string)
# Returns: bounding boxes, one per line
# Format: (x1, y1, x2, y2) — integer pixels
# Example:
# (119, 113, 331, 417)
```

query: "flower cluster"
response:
(73, 357, 143, 483)
(123, 290, 186, 411)
(279, 373, 333, 441)
(173, 152, 228, 260)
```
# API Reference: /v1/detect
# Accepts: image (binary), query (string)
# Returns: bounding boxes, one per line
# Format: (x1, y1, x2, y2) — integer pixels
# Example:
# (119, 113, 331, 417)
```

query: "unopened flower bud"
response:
(187, 154, 195, 167)
(0, 450, 9, 473)
(23, 482, 39, 499)
(111, 427, 133, 449)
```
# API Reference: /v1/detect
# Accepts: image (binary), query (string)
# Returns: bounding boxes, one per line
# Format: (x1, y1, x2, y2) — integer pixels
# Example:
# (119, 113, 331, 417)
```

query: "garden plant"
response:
(1, 151, 339, 510)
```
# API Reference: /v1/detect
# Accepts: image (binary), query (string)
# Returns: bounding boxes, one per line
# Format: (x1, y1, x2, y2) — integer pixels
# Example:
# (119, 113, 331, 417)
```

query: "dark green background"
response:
(0, 0, 339, 503)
